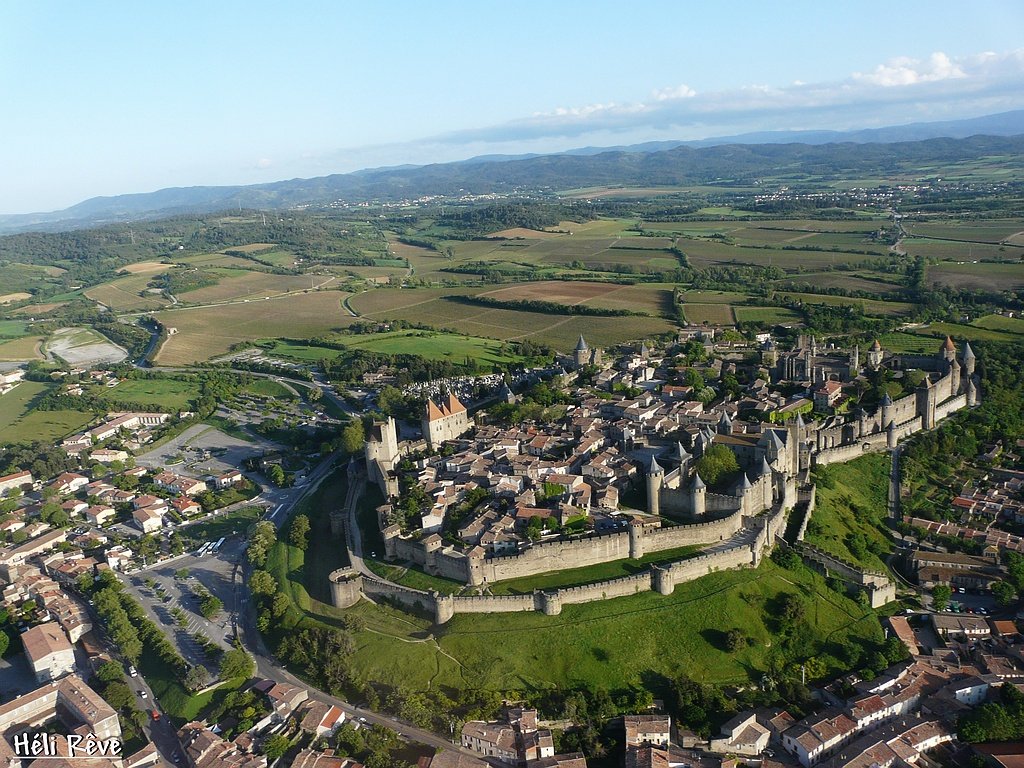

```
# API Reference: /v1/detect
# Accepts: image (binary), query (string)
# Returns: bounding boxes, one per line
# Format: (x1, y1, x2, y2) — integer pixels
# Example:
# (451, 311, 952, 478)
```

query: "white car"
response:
(139, 690, 148, 699)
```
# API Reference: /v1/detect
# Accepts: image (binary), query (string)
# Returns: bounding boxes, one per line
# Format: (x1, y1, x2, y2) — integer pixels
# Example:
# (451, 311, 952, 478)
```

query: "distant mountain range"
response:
(3, 110, 1024, 233)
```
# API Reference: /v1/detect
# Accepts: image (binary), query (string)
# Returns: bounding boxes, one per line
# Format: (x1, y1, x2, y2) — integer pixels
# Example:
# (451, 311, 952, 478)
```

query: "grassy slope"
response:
(807, 453, 892, 572)
(266, 469, 883, 694)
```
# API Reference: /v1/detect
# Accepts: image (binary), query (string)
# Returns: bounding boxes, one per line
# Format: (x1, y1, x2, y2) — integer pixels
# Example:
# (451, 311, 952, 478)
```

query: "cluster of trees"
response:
(87, 575, 195, 688)
(153, 267, 218, 294)
(91, 661, 150, 746)
(247, 521, 278, 567)
(277, 626, 359, 696)
(435, 202, 594, 235)
(960, 682, 1024, 743)
(444, 294, 645, 317)
(320, 347, 491, 386)
(487, 381, 573, 427)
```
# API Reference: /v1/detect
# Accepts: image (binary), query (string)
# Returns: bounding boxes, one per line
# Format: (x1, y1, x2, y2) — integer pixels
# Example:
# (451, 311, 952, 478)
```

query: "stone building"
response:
(422, 392, 473, 450)
(572, 335, 602, 369)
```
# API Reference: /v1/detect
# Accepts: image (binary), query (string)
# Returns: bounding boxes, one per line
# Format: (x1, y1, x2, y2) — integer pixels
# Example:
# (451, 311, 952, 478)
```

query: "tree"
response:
(993, 580, 1018, 607)
(932, 584, 952, 611)
(220, 648, 255, 681)
(263, 734, 290, 760)
(249, 570, 277, 597)
(95, 660, 124, 685)
(184, 665, 212, 691)
(0, 631, 8, 658)
(270, 592, 289, 619)
(695, 444, 740, 488)
(102, 682, 136, 711)
(376, 386, 405, 416)
(288, 514, 310, 550)
(267, 464, 286, 487)
(340, 420, 365, 455)
(725, 628, 747, 652)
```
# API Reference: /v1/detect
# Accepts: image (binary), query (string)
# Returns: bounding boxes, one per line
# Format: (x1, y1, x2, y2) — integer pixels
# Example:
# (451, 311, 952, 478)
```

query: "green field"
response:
(682, 304, 735, 325)
(341, 558, 882, 693)
(0, 320, 31, 338)
(0, 380, 95, 444)
(733, 306, 803, 325)
(138, 649, 246, 724)
(973, 314, 1024, 334)
(338, 330, 526, 365)
(242, 379, 297, 399)
(102, 377, 202, 410)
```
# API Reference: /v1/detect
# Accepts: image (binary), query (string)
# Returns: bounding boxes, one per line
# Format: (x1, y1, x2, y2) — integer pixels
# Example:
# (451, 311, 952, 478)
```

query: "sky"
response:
(2, 1, 1024, 214)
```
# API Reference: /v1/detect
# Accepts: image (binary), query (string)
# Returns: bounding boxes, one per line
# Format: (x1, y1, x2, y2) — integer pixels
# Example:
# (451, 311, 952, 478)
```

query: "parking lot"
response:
(120, 539, 245, 674)
(134, 423, 274, 476)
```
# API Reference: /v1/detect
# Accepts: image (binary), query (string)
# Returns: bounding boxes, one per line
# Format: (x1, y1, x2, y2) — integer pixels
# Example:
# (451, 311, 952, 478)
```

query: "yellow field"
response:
(487, 227, 560, 239)
(84, 270, 173, 310)
(178, 271, 335, 304)
(0, 292, 31, 304)
(117, 261, 169, 274)
(350, 285, 675, 351)
(0, 335, 45, 360)
(153, 290, 356, 364)
(477, 280, 674, 317)
(226, 243, 276, 252)
(8, 302, 66, 316)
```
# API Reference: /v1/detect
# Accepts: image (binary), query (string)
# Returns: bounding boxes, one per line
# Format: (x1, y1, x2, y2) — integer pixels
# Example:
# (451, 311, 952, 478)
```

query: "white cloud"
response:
(652, 84, 696, 101)
(255, 157, 273, 169)
(853, 51, 966, 86)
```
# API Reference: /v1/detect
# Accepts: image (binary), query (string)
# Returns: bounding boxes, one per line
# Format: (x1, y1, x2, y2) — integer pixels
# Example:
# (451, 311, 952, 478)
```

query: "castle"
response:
(422, 392, 472, 449)
(344, 335, 973, 623)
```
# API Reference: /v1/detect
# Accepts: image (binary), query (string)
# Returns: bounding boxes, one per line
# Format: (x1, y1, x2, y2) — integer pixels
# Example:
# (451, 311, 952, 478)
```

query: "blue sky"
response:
(2, 1, 1024, 213)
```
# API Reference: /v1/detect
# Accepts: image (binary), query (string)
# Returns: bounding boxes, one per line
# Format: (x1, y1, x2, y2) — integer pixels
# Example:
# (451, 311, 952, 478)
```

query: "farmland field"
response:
(153, 290, 356, 364)
(176, 270, 334, 303)
(0, 335, 45, 360)
(330, 330, 525, 366)
(775, 292, 913, 316)
(903, 219, 1024, 243)
(117, 261, 169, 274)
(733, 306, 802, 325)
(903, 238, 1024, 262)
(8, 302, 67, 316)
(972, 314, 1024, 334)
(0, 380, 94, 444)
(351, 286, 675, 349)
(84, 270, 172, 311)
(477, 281, 674, 317)
(927, 261, 1024, 292)
(0, 292, 32, 304)
(682, 304, 735, 325)
(102, 378, 202, 411)
(773, 272, 903, 294)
